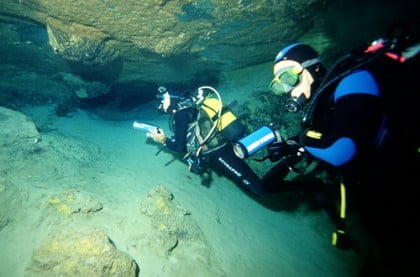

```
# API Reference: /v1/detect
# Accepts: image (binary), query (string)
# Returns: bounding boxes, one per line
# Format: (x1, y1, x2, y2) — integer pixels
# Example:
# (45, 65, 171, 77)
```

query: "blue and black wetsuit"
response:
(301, 49, 419, 182)
(299, 51, 419, 233)
(302, 69, 386, 170)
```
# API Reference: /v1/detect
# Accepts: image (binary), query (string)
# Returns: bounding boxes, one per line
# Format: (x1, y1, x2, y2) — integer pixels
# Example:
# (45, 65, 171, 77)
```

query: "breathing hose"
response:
(196, 86, 223, 146)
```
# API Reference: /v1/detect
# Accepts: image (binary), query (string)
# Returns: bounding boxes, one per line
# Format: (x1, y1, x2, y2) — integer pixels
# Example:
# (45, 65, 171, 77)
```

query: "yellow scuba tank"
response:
(200, 97, 245, 141)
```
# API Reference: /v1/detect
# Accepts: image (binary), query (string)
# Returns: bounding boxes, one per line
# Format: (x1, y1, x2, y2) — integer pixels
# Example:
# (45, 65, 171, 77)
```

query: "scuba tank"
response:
(200, 97, 246, 142)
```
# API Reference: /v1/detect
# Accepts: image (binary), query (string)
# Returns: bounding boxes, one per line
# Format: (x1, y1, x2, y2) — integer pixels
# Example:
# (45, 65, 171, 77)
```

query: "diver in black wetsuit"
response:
(147, 86, 268, 196)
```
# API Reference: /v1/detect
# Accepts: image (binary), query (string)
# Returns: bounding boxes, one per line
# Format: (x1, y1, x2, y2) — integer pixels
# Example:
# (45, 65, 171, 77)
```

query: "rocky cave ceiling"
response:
(0, 0, 418, 107)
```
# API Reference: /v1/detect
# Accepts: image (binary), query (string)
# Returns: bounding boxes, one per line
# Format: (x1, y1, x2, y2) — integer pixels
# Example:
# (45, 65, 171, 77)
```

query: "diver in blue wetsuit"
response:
(256, 36, 419, 251)
(269, 43, 389, 169)
(269, 38, 419, 171)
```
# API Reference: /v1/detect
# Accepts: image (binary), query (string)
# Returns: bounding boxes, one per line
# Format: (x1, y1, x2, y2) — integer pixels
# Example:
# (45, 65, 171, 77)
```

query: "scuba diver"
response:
(146, 85, 313, 198)
(245, 33, 419, 255)
(146, 85, 270, 196)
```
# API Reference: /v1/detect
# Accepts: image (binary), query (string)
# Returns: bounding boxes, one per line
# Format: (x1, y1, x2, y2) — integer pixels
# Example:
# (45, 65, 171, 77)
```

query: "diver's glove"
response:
(267, 138, 301, 162)
(146, 129, 166, 144)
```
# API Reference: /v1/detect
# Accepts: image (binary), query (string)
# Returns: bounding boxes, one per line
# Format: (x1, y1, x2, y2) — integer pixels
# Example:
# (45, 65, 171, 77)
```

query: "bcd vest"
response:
(186, 98, 246, 156)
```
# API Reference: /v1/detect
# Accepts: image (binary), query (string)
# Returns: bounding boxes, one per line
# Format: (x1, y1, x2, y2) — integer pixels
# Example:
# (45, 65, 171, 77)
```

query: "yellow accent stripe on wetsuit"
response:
(306, 130, 322, 139)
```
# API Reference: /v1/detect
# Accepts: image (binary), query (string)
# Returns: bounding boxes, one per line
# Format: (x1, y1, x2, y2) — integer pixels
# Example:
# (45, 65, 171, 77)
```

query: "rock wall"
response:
(0, 0, 322, 100)
(0, 0, 418, 110)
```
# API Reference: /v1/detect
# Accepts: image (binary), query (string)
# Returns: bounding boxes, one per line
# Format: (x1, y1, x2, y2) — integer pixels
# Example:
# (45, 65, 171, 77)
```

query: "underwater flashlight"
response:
(233, 126, 278, 159)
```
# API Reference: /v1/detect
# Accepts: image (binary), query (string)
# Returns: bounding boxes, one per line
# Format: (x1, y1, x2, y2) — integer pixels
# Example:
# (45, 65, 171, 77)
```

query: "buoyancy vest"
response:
(186, 97, 246, 156)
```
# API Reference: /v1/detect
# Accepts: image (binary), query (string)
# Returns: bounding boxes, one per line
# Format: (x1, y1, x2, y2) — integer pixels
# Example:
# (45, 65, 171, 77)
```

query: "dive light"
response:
(233, 126, 279, 159)
(133, 121, 161, 135)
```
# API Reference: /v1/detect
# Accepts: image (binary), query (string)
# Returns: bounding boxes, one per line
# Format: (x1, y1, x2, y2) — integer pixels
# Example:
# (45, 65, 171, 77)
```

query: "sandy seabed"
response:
(0, 103, 360, 277)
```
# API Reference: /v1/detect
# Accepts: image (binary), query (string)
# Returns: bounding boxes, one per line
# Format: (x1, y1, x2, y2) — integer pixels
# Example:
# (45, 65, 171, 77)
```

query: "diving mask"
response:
(269, 66, 303, 95)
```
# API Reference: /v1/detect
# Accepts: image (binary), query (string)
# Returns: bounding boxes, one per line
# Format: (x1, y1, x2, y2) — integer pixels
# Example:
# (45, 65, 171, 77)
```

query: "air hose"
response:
(187, 86, 223, 172)
(195, 86, 223, 148)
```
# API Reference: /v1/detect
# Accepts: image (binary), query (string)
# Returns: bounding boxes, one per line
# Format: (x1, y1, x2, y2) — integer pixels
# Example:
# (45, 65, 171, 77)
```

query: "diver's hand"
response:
(267, 139, 301, 162)
(146, 129, 166, 144)
(267, 141, 287, 162)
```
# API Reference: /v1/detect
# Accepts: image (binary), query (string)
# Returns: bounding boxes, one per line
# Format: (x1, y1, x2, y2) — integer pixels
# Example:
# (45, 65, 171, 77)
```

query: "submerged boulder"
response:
(139, 185, 224, 275)
(0, 106, 40, 147)
(140, 185, 204, 255)
(47, 189, 103, 217)
(25, 228, 139, 277)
